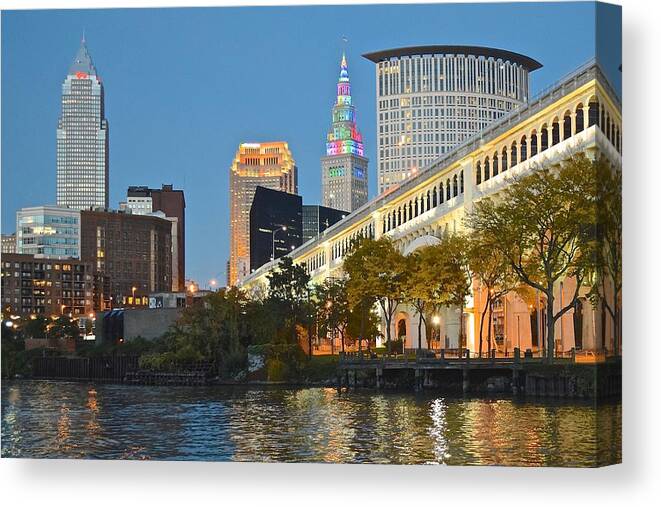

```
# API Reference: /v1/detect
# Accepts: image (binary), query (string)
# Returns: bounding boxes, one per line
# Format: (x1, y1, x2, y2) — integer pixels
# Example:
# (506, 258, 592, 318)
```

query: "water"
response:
(1, 381, 621, 466)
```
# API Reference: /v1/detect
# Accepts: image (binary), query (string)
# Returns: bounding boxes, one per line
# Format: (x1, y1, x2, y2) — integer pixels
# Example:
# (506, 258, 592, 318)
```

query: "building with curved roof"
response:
(363, 45, 542, 194)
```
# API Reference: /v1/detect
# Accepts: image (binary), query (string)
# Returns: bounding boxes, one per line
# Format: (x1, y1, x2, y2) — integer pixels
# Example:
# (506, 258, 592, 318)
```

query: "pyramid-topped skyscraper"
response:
(56, 36, 109, 210)
(321, 52, 368, 213)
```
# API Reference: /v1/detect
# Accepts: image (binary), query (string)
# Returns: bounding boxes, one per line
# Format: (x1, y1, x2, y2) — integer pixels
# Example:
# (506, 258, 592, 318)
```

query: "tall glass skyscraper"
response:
(321, 52, 368, 213)
(56, 37, 109, 210)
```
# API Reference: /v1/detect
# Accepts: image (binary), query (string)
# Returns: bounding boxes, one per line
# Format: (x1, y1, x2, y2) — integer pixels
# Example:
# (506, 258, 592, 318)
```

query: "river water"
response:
(1, 381, 621, 466)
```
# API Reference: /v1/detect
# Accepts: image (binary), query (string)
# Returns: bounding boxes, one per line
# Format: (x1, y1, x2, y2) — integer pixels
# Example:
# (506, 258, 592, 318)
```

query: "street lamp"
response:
(61, 304, 66, 315)
(209, 279, 217, 291)
(432, 314, 441, 349)
(131, 286, 137, 305)
(271, 225, 287, 262)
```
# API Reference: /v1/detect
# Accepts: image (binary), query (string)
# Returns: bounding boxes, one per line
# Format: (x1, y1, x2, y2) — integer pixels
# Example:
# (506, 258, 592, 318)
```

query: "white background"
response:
(1, 0, 659, 505)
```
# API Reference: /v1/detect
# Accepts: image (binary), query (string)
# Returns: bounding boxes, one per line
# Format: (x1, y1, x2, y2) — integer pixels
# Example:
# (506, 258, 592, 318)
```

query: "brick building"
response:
(1, 253, 94, 317)
(80, 209, 173, 306)
(120, 184, 186, 291)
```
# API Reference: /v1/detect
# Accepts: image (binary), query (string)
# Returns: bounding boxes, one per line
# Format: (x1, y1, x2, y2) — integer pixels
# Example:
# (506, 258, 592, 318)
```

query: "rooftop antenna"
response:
(82, 28, 86, 44)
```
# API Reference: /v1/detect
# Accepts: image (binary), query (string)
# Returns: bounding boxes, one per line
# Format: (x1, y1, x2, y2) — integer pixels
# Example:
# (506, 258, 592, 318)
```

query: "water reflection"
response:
(1, 381, 621, 466)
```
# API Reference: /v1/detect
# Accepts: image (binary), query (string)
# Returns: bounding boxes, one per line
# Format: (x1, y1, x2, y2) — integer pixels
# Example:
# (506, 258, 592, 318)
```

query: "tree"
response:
(467, 235, 519, 357)
(468, 154, 598, 361)
(401, 246, 450, 349)
(346, 302, 380, 350)
(434, 234, 473, 349)
(315, 277, 351, 353)
(160, 287, 253, 376)
(23, 316, 48, 340)
(49, 316, 81, 342)
(590, 157, 622, 354)
(267, 257, 311, 344)
(344, 237, 406, 344)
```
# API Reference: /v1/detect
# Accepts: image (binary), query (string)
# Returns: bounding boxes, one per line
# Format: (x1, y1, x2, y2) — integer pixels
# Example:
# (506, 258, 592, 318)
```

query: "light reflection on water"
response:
(1, 381, 621, 466)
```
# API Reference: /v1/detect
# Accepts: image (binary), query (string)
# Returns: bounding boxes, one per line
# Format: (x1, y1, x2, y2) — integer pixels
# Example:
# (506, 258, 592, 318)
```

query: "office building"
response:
(1, 233, 16, 254)
(229, 142, 297, 285)
(120, 184, 186, 291)
(363, 45, 542, 193)
(321, 52, 369, 212)
(1, 253, 94, 317)
(16, 206, 81, 259)
(249, 186, 302, 272)
(56, 36, 109, 210)
(302, 205, 347, 243)
(80, 209, 173, 306)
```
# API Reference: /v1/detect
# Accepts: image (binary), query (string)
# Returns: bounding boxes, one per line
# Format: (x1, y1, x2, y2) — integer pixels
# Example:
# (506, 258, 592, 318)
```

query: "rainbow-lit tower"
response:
(321, 52, 368, 213)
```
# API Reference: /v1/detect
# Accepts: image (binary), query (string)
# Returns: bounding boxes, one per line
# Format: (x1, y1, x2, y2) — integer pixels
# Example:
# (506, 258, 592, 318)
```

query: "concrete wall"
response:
(123, 308, 182, 341)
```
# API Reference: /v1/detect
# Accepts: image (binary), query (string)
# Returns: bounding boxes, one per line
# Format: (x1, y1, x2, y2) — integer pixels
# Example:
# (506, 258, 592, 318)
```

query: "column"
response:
(461, 159, 474, 213)
(323, 241, 332, 276)
(373, 210, 383, 240)
(571, 111, 577, 137)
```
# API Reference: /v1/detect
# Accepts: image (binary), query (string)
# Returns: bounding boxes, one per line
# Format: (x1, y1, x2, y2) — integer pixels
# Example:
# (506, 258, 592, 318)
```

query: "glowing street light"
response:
(5, 321, 13, 328)
(432, 315, 441, 348)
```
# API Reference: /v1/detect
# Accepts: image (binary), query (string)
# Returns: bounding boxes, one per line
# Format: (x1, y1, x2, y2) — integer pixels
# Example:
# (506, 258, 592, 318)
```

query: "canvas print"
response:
(1, 2, 621, 466)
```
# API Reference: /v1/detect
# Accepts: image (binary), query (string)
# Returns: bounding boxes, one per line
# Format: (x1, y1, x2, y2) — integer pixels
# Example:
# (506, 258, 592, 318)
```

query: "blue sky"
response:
(1, 2, 621, 286)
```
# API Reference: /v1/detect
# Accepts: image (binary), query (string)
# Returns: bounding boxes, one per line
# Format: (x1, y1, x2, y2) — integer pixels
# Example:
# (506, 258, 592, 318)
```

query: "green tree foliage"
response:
(346, 302, 380, 350)
(467, 234, 519, 357)
(48, 316, 81, 342)
(344, 237, 406, 344)
(402, 246, 449, 349)
(23, 316, 48, 340)
(432, 234, 473, 348)
(468, 154, 599, 361)
(267, 257, 311, 344)
(590, 157, 622, 354)
(155, 287, 251, 377)
(315, 277, 351, 352)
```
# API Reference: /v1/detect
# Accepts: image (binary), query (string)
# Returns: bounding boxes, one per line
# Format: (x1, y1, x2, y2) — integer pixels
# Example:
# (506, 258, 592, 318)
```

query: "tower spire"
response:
(69, 35, 97, 77)
(321, 44, 368, 212)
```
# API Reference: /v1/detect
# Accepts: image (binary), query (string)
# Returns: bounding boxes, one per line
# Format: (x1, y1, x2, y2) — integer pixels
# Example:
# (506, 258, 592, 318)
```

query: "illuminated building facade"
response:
(1, 253, 94, 317)
(240, 61, 621, 356)
(229, 142, 298, 285)
(321, 53, 369, 212)
(56, 36, 109, 210)
(16, 206, 81, 259)
(1, 234, 17, 254)
(363, 46, 541, 194)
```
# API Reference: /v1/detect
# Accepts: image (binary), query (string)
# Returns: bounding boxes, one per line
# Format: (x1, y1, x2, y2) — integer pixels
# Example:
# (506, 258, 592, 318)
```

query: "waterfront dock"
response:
(337, 349, 621, 398)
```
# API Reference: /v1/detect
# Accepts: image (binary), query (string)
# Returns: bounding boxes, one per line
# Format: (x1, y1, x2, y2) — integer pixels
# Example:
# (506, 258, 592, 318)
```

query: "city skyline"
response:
(1, 3, 621, 286)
